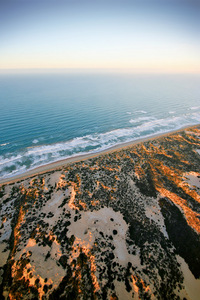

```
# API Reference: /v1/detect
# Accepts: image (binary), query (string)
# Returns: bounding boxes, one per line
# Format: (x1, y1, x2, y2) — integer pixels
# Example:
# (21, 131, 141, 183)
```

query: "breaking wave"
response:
(32, 139, 39, 144)
(134, 110, 147, 114)
(190, 106, 200, 110)
(1, 111, 200, 179)
(129, 117, 156, 124)
(0, 143, 10, 147)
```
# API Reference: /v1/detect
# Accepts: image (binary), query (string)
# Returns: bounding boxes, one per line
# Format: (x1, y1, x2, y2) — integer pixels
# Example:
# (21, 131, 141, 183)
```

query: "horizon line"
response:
(0, 68, 200, 75)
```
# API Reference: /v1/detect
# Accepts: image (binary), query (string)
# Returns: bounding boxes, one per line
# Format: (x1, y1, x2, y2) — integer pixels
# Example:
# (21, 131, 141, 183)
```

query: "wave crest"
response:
(1, 111, 200, 179)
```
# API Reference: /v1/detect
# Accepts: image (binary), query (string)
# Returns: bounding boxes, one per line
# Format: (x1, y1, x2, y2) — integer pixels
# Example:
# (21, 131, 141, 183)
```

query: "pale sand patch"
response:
(67, 207, 132, 264)
(9, 184, 68, 299)
(67, 206, 142, 299)
(51, 237, 63, 260)
(184, 171, 200, 189)
(145, 196, 168, 238)
(0, 196, 14, 262)
(14, 240, 65, 300)
(0, 242, 10, 268)
(40, 190, 66, 227)
(48, 171, 62, 187)
(26, 238, 36, 248)
(177, 255, 200, 300)
(0, 184, 12, 200)
(48, 191, 64, 208)
(114, 280, 133, 300)
(0, 217, 12, 242)
(68, 185, 78, 210)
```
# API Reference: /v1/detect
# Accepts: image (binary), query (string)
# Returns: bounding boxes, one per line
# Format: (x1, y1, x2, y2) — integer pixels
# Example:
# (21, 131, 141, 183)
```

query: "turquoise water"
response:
(0, 73, 200, 179)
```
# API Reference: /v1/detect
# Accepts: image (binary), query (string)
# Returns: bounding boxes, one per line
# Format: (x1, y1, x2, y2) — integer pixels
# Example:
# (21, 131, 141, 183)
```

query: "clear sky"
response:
(0, 0, 200, 73)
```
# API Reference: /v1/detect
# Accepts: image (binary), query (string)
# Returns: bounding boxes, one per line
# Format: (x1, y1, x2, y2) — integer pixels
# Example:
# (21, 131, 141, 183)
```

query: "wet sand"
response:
(0, 124, 199, 185)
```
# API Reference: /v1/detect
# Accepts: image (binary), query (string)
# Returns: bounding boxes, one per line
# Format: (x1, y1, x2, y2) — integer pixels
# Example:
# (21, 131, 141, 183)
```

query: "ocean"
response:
(0, 72, 200, 179)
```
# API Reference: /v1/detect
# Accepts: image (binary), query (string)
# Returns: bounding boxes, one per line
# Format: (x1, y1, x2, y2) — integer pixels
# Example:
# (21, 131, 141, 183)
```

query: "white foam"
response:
(191, 112, 200, 122)
(190, 106, 200, 110)
(32, 139, 39, 144)
(134, 110, 147, 114)
(0, 155, 23, 166)
(1, 111, 200, 180)
(0, 143, 9, 146)
(129, 116, 155, 124)
(26, 138, 99, 156)
(135, 116, 183, 132)
(0, 164, 27, 179)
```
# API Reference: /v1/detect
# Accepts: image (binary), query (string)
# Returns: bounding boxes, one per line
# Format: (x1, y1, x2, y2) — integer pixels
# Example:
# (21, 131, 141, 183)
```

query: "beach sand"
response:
(0, 124, 198, 185)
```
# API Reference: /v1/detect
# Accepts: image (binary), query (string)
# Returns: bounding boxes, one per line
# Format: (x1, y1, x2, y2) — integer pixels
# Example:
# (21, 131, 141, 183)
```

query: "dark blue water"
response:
(0, 73, 200, 179)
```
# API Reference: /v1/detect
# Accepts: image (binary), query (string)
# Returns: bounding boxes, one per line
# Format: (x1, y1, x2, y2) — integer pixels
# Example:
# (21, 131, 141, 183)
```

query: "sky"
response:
(0, 0, 200, 73)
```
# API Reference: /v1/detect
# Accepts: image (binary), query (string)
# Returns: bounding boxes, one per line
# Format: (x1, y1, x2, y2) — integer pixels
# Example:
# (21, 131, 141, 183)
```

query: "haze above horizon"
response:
(0, 0, 200, 73)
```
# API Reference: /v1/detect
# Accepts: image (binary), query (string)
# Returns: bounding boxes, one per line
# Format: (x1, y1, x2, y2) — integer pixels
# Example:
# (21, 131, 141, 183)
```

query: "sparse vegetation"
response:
(0, 126, 200, 299)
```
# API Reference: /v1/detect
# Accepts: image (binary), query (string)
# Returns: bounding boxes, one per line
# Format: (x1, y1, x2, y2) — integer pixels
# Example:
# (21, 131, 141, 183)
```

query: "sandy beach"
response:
(0, 124, 199, 185)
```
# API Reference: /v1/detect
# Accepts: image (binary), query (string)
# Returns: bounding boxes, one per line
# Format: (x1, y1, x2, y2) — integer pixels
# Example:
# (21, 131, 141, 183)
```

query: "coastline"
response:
(1, 122, 200, 298)
(0, 124, 199, 185)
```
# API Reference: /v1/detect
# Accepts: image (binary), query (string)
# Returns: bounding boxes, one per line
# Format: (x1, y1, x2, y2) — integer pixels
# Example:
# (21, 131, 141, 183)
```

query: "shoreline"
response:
(0, 124, 199, 185)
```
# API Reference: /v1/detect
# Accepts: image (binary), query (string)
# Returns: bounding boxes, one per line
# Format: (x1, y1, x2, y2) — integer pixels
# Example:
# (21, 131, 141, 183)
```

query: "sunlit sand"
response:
(0, 125, 200, 299)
